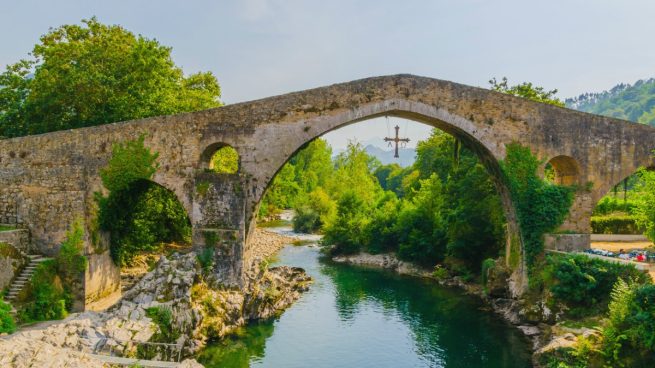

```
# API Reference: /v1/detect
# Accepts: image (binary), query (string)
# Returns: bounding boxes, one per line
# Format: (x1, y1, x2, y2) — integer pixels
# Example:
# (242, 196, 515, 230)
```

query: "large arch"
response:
(239, 100, 527, 294)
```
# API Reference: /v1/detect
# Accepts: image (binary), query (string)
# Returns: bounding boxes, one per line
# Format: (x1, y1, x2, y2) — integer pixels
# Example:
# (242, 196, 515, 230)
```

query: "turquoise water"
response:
(199, 245, 533, 368)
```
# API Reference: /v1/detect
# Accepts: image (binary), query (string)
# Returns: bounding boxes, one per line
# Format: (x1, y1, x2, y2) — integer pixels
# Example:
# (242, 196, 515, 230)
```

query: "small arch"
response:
(201, 143, 240, 174)
(545, 155, 580, 186)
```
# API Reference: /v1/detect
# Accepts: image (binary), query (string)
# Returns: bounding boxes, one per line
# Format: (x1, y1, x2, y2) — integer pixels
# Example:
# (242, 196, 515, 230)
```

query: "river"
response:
(199, 237, 533, 367)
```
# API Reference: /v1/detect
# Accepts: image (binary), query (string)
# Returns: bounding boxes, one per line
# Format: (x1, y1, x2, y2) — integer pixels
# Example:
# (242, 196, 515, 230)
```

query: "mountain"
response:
(566, 78, 655, 126)
(364, 144, 416, 167)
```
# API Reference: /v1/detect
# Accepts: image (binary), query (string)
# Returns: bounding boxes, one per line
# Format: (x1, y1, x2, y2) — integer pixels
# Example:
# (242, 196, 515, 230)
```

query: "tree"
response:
(0, 17, 221, 138)
(489, 77, 564, 107)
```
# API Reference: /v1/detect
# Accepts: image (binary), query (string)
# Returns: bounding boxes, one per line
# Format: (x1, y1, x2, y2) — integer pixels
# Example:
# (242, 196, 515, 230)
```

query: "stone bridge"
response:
(1, 75, 654, 309)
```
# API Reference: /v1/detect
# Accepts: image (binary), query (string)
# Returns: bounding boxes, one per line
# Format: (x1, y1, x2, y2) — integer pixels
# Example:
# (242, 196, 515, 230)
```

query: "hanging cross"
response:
(384, 125, 410, 158)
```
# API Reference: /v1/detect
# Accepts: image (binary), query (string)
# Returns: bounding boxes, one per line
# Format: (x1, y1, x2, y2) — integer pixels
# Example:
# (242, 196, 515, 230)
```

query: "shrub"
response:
(601, 280, 655, 366)
(293, 206, 321, 233)
(591, 214, 642, 234)
(19, 260, 69, 322)
(55, 219, 88, 279)
(0, 298, 16, 334)
(322, 191, 370, 255)
(99, 180, 191, 265)
(197, 246, 215, 272)
(97, 136, 190, 266)
(593, 196, 637, 216)
(544, 254, 650, 315)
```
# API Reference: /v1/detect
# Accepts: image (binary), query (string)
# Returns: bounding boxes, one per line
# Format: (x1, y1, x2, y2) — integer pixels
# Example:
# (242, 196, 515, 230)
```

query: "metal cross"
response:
(384, 125, 410, 158)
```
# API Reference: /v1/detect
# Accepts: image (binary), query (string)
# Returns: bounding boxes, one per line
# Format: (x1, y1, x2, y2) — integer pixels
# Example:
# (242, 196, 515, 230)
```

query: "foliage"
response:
(489, 77, 565, 107)
(97, 137, 190, 266)
(542, 254, 650, 316)
(567, 78, 655, 126)
(292, 206, 321, 233)
(19, 260, 69, 322)
(601, 280, 655, 366)
(0, 17, 221, 138)
(593, 195, 637, 216)
(500, 143, 575, 268)
(197, 246, 215, 273)
(55, 219, 88, 279)
(210, 146, 239, 174)
(99, 180, 191, 265)
(99, 135, 159, 192)
(481, 258, 496, 287)
(0, 298, 16, 334)
(322, 191, 370, 255)
(591, 214, 642, 235)
(139, 307, 180, 360)
(394, 174, 448, 266)
(632, 169, 655, 241)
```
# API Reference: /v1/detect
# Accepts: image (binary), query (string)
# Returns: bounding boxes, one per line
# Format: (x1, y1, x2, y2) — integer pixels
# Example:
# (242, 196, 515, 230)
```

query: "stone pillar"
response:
(83, 232, 121, 311)
(192, 172, 247, 287)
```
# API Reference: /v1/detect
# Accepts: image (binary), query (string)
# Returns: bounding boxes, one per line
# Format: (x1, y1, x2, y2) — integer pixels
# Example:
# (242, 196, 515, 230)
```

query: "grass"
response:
(0, 225, 16, 232)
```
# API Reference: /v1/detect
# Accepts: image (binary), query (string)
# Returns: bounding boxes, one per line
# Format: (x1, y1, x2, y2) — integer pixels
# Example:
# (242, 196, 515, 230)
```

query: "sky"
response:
(1, 0, 654, 150)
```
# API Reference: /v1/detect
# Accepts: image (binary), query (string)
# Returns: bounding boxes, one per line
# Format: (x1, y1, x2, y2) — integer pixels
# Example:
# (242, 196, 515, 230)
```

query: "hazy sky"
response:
(1, 0, 654, 149)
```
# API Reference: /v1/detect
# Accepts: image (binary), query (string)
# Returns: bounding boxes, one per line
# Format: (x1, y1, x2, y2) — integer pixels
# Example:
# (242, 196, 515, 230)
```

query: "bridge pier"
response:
(192, 172, 247, 287)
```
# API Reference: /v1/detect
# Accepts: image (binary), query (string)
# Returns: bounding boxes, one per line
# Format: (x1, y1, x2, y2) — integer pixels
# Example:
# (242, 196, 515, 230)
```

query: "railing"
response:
(93, 337, 185, 363)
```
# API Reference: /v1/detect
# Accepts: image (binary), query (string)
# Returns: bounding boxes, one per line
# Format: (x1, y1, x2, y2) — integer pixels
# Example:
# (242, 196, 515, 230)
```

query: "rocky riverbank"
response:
(332, 251, 579, 367)
(0, 229, 310, 367)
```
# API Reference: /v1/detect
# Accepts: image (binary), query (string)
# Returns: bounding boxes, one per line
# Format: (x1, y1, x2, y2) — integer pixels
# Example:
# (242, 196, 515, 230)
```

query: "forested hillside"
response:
(566, 78, 655, 126)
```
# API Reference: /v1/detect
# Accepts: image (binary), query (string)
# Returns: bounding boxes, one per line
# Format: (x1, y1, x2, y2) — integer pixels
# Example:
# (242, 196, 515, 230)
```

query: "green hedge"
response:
(542, 253, 651, 316)
(591, 214, 643, 234)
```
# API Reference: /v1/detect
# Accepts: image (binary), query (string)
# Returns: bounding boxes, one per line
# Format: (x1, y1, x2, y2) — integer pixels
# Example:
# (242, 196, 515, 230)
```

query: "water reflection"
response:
(199, 245, 532, 368)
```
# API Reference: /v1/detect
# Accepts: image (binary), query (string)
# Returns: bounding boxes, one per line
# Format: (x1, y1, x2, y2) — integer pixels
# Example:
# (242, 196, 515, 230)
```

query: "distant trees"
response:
(567, 78, 655, 126)
(489, 77, 564, 107)
(0, 17, 221, 138)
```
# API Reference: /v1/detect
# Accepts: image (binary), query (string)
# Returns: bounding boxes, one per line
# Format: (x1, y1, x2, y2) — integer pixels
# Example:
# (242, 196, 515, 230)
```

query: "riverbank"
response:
(0, 229, 310, 367)
(331, 251, 578, 366)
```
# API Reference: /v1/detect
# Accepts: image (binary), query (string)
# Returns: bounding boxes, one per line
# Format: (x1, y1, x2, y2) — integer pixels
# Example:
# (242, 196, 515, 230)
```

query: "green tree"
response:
(632, 169, 655, 241)
(0, 17, 221, 138)
(489, 77, 564, 107)
(100, 135, 159, 192)
(97, 136, 190, 265)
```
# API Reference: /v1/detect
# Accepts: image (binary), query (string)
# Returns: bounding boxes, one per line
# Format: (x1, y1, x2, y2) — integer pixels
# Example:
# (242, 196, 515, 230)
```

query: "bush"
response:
(293, 206, 321, 233)
(591, 214, 643, 234)
(601, 280, 655, 366)
(593, 196, 637, 216)
(19, 260, 69, 322)
(322, 191, 370, 255)
(55, 219, 88, 279)
(97, 136, 191, 266)
(99, 180, 191, 265)
(0, 298, 16, 334)
(544, 254, 650, 315)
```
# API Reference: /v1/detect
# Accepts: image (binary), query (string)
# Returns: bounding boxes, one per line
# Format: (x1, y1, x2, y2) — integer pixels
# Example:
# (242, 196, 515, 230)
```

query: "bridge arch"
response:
(244, 99, 526, 292)
(545, 155, 581, 186)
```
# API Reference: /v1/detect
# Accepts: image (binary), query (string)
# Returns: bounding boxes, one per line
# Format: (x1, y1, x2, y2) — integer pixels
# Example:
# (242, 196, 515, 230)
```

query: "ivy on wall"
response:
(500, 143, 575, 269)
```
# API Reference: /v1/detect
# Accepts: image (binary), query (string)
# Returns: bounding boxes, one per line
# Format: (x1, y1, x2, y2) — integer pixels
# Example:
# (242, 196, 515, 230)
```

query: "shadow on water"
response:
(199, 245, 532, 368)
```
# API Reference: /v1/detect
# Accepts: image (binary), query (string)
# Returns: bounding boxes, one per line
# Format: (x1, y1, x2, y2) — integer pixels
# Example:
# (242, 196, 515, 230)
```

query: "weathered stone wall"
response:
(544, 234, 591, 253)
(0, 242, 27, 291)
(1, 74, 655, 299)
(0, 229, 31, 254)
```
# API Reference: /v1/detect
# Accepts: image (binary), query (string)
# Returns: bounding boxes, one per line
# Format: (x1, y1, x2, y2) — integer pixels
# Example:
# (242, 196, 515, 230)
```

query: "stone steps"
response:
(5, 255, 52, 302)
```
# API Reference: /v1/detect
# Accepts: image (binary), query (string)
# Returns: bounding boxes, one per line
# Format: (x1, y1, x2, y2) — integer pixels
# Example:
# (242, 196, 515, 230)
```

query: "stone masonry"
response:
(1, 74, 654, 306)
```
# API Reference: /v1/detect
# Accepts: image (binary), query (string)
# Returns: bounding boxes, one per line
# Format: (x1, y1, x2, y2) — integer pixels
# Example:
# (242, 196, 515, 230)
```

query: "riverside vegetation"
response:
(258, 80, 655, 367)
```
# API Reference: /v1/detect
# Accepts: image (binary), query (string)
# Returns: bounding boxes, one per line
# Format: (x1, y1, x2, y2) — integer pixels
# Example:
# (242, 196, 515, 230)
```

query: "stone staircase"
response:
(5, 255, 51, 302)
